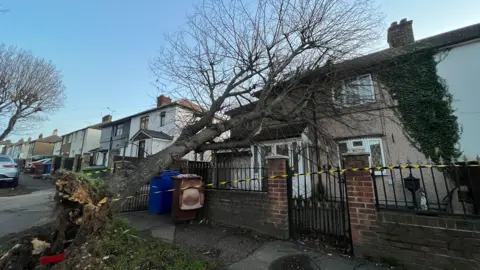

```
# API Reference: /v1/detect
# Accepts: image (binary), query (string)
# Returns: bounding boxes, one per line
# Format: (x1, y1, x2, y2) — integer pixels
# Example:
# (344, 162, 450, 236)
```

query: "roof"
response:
(231, 121, 308, 142)
(62, 121, 106, 137)
(227, 23, 480, 116)
(131, 129, 174, 141)
(34, 135, 62, 143)
(0, 141, 13, 146)
(323, 22, 480, 75)
(15, 140, 24, 146)
(101, 100, 204, 128)
(36, 135, 62, 143)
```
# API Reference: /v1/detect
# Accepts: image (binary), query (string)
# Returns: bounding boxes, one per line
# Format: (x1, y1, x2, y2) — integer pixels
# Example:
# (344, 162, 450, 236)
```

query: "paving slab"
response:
(121, 210, 172, 231)
(123, 212, 391, 270)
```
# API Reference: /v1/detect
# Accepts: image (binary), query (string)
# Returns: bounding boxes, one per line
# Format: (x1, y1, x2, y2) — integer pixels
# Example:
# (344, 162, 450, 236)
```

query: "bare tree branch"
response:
(107, 0, 383, 198)
(0, 44, 66, 140)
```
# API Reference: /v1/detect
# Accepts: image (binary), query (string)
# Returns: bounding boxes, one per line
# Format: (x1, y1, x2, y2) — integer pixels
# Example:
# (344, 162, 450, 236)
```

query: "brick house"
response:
(27, 130, 62, 156)
(59, 119, 108, 158)
(97, 95, 216, 168)
(205, 20, 480, 212)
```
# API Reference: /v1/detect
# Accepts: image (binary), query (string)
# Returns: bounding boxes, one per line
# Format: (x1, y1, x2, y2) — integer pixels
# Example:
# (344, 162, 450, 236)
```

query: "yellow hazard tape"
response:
(60, 163, 478, 207)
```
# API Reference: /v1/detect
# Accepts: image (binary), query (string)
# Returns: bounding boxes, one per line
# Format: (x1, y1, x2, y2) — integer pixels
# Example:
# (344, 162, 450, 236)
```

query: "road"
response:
(0, 174, 55, 238)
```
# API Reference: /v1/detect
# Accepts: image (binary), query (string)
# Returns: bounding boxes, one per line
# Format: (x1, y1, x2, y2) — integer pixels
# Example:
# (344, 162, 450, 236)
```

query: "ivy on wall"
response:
(376, 50, 461, 162)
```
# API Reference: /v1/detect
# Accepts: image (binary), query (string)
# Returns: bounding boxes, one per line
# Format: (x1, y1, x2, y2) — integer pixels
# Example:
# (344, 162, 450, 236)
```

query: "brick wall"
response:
(344, 153, 480, 270)
(203, 155, 289, 238)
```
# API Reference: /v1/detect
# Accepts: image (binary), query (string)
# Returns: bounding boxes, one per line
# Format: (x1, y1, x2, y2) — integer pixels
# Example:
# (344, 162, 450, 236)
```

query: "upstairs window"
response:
(140, 116, 149, 129)
(114, 124, 123, 136)
(334, 74, 375, 106)
(160, 112, 166, 127)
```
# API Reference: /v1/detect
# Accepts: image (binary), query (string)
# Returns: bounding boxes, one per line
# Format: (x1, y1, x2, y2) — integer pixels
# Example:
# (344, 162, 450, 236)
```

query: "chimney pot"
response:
(387, 19, 414, 48)
(53, 129, 58, 136)
(102, 114, 112, 123)
(157, 95, 172, 107)
(38, 133, 43, 139)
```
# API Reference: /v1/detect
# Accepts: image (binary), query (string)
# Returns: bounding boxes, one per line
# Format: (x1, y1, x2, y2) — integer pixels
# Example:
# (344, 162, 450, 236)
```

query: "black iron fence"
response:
(288, 166, 351, 251)
(120, 184, 150, 212)
(203, 166, 269, 192)
(188, 161, 211, 181)
(371, 163, 480, 217)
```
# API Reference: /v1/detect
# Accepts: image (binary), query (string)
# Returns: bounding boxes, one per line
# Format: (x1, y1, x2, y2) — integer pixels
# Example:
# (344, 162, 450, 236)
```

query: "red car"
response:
(28, 158, 51, 173)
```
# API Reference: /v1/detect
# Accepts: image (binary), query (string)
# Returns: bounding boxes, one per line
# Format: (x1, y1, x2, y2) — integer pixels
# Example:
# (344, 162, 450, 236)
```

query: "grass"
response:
(90, 216, 215, 270)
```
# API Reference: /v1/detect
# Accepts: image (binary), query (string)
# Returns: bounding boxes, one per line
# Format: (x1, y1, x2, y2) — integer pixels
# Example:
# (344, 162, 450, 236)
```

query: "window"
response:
(195, 152, 204, 161)
(114, 124, 123, 136)
(74, 133, 77, 141)
(337, 137, 385, 174)
(334, 74, 375, 106)
(276, 144, 289, 156)
(67, 135, 72, 143)
(140, 116, 149, 129)
(160, 112, 166, 127)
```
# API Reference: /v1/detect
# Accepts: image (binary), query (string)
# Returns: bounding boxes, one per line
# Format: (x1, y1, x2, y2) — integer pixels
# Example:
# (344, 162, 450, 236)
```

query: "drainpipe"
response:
(80, 129, 87, 155)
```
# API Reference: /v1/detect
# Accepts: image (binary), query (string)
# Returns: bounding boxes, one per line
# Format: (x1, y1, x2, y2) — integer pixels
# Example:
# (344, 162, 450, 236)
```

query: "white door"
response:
(252, 140, 312, 198)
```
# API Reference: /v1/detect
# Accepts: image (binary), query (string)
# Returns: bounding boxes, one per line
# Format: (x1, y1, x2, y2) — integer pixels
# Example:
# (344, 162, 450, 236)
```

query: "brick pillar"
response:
(266, 155, 289, 238)
(72, 155, 79, 172)
(81, 154, 91, 170)
(343, 152, 377, 248)
(60, 155, 66, 170)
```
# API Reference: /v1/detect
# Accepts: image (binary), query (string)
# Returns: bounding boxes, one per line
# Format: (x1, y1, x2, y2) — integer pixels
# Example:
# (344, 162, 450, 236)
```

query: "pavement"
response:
(122, 210, 391, 270)
(0, 173, 55, 238)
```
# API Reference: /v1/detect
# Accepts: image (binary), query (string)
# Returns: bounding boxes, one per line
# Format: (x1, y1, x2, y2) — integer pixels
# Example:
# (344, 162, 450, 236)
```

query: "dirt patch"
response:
(174, 220, 273, 267)
(269, 254, 316, 270)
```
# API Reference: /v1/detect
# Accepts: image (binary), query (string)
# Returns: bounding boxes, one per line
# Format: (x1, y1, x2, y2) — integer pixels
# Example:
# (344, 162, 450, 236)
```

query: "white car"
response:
(0, 154, 20, 187)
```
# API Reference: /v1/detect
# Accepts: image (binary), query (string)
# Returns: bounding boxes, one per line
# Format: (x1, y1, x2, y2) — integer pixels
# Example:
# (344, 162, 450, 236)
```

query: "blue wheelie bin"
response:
(148, 170, 180, 214)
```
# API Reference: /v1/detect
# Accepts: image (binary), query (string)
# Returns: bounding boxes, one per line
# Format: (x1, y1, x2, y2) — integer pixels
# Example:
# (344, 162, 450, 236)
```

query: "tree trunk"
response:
(109, 109, 266, 199)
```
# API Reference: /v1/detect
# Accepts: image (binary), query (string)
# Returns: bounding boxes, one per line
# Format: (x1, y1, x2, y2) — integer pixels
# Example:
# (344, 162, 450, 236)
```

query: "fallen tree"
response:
(0, 172, 110, 269)
(1, 0, 383, 268)
(111, 0, 383, 199)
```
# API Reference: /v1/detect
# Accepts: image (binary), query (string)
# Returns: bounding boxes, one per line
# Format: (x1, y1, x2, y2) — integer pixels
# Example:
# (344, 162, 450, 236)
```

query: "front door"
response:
(138, 140, 146, 158)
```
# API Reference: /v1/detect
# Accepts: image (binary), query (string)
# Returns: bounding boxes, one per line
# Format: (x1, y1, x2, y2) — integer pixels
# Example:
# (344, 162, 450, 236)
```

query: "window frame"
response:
(114, 124, 123, 136)
(140, 115, 149, 130)
(337, 137, 386, 175)
(160, 111, 166, 127)
(333, 74, 375, 106)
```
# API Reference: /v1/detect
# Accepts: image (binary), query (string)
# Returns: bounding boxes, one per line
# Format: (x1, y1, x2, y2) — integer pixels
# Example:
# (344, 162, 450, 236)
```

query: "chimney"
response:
(28, 137, 31, 142)
(102, 114, 112, 123)
(38, 133, 43, 139)
(157, 95, 172, 107)
(387, 18, 414, 48)
(53, 129, 58, 136)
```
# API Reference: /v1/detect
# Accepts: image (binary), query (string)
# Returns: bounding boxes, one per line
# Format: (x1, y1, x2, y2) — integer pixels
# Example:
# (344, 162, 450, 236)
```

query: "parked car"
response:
(0, 154, 20, 187)
(29, 158, 52, 173)
(25, 155, 52, 171)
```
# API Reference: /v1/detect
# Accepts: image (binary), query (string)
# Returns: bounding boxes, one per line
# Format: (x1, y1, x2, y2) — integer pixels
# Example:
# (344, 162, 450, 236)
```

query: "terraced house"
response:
(96, 95, 209, 167)
(206, 19, 480, 215)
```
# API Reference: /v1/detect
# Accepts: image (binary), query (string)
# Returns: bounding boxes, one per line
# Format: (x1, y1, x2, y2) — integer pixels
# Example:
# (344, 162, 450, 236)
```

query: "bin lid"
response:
(172, 174, 202, 179)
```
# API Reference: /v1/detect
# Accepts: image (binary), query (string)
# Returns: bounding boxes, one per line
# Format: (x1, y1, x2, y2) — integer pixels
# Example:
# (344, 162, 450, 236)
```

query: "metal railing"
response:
(371, 163, 480, 217)
(204, 166, 269, 192)
(120, 184, 150, 212)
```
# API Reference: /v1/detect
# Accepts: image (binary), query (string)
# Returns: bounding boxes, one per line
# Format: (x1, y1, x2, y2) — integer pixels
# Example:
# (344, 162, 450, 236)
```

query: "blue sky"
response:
(0, 0, 479, 141)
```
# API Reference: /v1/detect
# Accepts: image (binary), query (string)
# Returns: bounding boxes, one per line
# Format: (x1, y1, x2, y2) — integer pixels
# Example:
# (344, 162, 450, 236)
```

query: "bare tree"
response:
(106, 0, 382, 197)
(0, 45, 66, 140)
